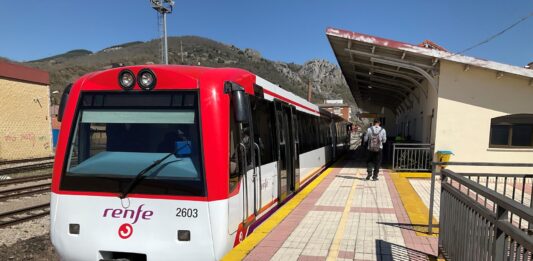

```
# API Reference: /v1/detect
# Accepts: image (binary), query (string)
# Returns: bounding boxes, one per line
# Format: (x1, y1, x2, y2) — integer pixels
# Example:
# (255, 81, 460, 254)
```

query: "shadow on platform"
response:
(376, 239, 438, 261)
(377, 222, 440, 235)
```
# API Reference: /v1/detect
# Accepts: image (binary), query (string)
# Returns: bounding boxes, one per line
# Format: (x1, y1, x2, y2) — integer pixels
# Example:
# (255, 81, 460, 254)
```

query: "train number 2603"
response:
(176, 208, 198, 218)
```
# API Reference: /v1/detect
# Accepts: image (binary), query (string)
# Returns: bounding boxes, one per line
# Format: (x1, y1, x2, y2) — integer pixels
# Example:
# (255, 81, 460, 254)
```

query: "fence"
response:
(391, 143, 433, 172)
(440, 170, 533, 260)
(429, 162, 533, 260)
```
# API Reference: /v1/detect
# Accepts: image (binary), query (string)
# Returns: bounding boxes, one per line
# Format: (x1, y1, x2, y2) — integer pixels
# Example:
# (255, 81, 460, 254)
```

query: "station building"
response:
(318, 99, 352, 121)
(0, 60, 53, 161)
(327, 28, 533, 173)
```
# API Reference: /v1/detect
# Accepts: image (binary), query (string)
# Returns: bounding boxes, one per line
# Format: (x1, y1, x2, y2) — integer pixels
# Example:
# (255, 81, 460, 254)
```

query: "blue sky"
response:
(1, 1, 532, 66)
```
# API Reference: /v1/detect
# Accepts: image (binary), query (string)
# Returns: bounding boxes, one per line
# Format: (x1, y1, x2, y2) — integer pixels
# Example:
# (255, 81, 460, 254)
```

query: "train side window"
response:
(297, 112, 305, 153)
(251, 97, 275, 165)
(229, 103, 240, 192)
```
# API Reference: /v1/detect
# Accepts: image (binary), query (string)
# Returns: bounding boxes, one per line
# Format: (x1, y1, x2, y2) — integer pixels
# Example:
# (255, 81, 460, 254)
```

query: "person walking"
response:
(364, 119, 387, 180)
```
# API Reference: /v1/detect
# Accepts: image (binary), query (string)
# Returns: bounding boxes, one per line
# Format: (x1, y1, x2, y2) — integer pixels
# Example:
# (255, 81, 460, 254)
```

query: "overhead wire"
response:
(444, 11, 533, 58)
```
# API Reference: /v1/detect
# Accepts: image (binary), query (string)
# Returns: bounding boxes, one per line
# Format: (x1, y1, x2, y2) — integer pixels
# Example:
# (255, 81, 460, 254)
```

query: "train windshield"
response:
(61, 92, 205, 197)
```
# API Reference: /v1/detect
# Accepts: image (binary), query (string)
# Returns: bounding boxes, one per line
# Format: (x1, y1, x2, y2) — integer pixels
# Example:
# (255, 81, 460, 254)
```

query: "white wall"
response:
(358, 102, 397, 136)
(395, 78, 439, 143)
(434, 61, 533, 173)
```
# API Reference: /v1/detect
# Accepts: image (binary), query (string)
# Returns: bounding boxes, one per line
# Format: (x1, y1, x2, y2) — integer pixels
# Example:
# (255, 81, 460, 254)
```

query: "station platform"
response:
(224, 152, 440, 261)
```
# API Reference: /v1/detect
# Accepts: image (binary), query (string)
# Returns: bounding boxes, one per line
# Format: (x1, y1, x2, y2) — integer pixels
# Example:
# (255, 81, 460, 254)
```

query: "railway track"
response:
(0, 156, 54, 166)
(0, 183, 51, 201)
(0, 174, 52, 186)
(0, 162, 53, 175)
(0, 203, 50, 228)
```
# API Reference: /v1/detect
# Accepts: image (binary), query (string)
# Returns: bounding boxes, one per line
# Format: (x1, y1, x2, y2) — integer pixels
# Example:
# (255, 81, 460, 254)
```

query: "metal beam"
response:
(346, 60, 426, 80)
(359, 93, 404, 108)
(345, 48, 435, 70)
(371, 57, 438, 92)
(352, 71, 414, 88)
(354, 80, 409, 97)
(353, 73, 422, 104)
(372, 69, 428, 98)
(345, 60, 427, 100)
(352, 72, 415, 92)
(359, 88, 404, 102)
(360, 99, 401, 111)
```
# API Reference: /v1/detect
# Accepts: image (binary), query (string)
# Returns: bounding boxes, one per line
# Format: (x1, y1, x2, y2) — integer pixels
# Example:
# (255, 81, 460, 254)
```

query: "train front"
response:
(50, 66, 229, 261)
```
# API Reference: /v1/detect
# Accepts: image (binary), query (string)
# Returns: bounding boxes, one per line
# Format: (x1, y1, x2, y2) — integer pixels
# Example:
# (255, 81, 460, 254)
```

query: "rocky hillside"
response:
(23, 36, 356, 108)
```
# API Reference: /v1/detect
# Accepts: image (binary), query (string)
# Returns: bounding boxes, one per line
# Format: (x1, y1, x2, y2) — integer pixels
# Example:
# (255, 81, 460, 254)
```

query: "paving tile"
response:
(243, 157, 439, 261)
(409, 178, 441, 220)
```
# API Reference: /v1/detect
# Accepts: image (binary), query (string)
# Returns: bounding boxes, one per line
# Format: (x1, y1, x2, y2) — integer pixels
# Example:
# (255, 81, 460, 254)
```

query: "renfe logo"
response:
(118, 223, 133, 239)
(103, 204, 154, 224)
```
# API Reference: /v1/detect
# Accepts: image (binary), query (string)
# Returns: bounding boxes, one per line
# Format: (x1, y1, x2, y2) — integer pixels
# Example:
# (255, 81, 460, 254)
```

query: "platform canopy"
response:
(326, 27, 533, 114)
(327, 28, 440, 114)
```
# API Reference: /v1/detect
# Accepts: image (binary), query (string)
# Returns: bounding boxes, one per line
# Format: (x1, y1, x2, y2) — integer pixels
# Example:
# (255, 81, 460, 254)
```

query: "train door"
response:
(274, 100, 297, 202)
(227, 92, 257, 235)
(330, 120, 336, 160)
(289, 105, 300, 191)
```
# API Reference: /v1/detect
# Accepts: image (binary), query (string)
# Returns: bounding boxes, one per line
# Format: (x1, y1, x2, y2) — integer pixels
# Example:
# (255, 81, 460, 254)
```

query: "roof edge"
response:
(0, 60, 49, 85)
(326, 27, 533, 79)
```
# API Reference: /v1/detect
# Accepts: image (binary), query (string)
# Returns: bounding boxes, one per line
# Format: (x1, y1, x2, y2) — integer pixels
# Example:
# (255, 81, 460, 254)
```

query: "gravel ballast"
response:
(0, 234, 58, 261)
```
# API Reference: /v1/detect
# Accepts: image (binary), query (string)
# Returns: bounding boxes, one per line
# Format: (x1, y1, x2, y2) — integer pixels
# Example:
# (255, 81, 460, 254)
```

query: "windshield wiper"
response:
(119, 153, 175, 199)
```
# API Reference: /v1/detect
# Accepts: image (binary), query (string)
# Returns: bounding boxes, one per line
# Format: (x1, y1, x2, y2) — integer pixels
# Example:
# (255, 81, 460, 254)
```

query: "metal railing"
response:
(391, 143, 433, 172)
(428, 162, 533, 235)
(440, 168, 533, 261)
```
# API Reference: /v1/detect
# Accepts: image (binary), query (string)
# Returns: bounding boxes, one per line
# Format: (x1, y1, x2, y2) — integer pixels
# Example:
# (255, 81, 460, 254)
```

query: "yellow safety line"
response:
(326, 171, 358, 261)
(398, 172, 432, 178)
(390, 173, 439, 237)
(221, 165, 336, 261)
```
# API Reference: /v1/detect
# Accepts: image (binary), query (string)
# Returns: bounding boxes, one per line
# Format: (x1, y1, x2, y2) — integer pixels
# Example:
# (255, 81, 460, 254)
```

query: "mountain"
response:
(23, 36, 356, 111)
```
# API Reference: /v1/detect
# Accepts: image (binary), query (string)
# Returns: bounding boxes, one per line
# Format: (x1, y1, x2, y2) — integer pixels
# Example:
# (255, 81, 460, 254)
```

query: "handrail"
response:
(441, 181, 533, 253)
(433, 161, 533, 167)
(428, 161, 533, 234)
(392, 143, 433, 172)
(393, 143, 433, 146)
(451, 173, 533, 178)
(442, 169, 533, 224)
(253, 142, 262, 216)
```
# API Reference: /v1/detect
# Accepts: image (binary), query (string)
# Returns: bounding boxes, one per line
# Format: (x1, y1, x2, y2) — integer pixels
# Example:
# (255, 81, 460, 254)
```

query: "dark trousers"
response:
(366, 150, 382, 178)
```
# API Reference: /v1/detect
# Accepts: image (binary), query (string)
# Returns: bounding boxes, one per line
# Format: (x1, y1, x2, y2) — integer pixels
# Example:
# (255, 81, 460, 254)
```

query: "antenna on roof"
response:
(150, 0, 175, 64)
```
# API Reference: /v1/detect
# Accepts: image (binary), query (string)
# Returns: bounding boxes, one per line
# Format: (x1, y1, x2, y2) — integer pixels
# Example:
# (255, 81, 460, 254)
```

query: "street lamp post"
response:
(150, 0, 174, 65)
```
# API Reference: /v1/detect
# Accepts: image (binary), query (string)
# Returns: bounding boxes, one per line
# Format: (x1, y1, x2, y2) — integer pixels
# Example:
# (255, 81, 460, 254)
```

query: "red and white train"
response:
(51, 65, 351, 261)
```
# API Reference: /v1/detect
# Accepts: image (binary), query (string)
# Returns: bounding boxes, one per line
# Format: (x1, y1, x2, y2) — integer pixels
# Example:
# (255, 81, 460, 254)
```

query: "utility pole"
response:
(150, 0, 174, 64)
(307, 81, 313, 102)
(180, 40, 184, 63)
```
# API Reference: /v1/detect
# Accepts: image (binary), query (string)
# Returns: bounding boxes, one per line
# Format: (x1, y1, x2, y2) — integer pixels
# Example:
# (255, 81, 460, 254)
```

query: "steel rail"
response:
(0, 162, 53, 175)
(0, 156, 54, 166)
(0, 203, 50, 228)
(0, 183, 51, 201)
(0, 174, 52, 186)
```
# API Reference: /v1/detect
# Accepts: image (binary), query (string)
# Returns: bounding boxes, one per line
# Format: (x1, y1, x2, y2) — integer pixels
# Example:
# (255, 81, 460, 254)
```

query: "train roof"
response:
(76, 65, 348, 121)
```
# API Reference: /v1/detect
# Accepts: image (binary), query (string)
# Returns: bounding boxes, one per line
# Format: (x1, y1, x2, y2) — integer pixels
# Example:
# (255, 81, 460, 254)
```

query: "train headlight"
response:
(118, 69, 136, 90)
(137, 69, 157, 91)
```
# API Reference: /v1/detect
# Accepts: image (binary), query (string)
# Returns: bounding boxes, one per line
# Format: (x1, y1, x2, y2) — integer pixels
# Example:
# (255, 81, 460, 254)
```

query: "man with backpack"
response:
(364, 119, 387, 180)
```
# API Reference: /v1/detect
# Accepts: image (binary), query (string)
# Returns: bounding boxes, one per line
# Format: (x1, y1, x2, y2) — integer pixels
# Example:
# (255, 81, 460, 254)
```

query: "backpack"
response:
(368, 127, 383, 152)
